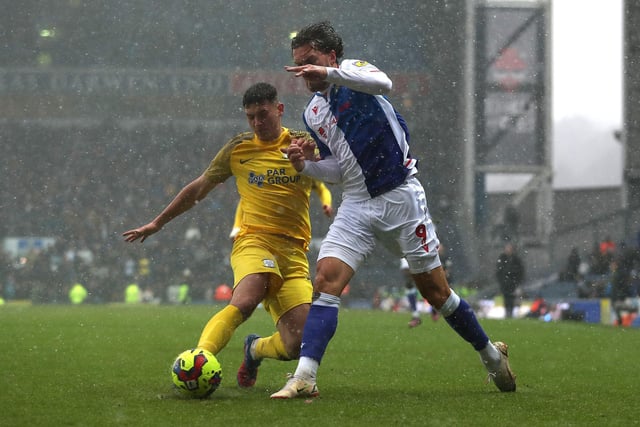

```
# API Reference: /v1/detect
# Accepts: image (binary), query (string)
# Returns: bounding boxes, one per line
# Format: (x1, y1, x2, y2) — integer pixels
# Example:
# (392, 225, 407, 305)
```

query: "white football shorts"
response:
(318, 176, 442, 274)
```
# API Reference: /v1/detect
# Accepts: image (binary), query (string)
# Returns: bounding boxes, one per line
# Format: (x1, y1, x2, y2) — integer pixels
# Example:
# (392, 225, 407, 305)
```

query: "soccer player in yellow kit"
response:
(227, 176, 332, 387)
(123, 82, 332, 389)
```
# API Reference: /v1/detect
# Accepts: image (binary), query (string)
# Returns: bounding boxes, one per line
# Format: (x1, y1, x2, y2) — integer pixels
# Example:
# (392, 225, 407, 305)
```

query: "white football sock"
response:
(294, 356, 319, 380)
(478, 342, 501, 370)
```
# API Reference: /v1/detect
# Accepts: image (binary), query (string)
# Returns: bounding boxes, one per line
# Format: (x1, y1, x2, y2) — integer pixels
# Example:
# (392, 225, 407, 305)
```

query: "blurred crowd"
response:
(558, 236, 640, 301)
(3, 123, 638, 309)
(547, 236, 640, 325)
(1, 122, 240, 303)
(0, 1, 459, 305)
(2, 122, 638, 311)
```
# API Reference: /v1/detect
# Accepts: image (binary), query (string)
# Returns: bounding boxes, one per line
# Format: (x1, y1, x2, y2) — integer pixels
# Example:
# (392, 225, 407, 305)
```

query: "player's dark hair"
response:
(291, 21, 344, 60)
(242, 82, 278, 107)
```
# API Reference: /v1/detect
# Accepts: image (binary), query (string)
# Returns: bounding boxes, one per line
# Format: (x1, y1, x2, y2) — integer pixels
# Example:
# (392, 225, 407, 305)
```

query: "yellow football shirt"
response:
(230, 179, 332, 240)
(204, 127, 315, 246)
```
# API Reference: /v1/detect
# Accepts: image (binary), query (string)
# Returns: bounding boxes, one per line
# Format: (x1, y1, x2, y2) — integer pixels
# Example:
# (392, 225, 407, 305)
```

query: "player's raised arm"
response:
(123, 174, 217, 243)
(325, 61, 392, 95)
(284, 61, 391, 96)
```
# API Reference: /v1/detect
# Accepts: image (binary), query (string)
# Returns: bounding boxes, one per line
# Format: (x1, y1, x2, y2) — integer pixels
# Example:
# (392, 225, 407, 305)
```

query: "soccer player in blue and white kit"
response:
(271, 21, 516, 398)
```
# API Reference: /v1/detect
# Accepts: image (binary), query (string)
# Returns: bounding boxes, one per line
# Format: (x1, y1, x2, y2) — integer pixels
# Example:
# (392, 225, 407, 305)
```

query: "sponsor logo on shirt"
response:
(247, 168, 301, 187)
(248, 171, 265, 187)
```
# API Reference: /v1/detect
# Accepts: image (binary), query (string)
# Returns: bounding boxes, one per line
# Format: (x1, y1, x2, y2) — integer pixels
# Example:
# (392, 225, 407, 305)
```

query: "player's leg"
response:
(273, 303, 310, 358)
(416, 257, 515, 390)
(271, 202, 371, 398)
(198, 234, 275, 355)
(238, 238, 311, 388)
(196, 273, 268, 354)
(297, 200, 371, 374)
(394, 177, 515, 391)
(413, 268, 514, 391)
(298, 255, 354, 362)
(240, 278, 311, 363)
(270, 257, 354, 398)
(267, 244, 314, 359)
(413, 267, 491, 349)
(238, 303, 310, 388)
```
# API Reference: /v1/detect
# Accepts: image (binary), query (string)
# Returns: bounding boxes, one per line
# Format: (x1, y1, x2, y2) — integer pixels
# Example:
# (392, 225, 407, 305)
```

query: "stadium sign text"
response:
(0, 69, 230, 96)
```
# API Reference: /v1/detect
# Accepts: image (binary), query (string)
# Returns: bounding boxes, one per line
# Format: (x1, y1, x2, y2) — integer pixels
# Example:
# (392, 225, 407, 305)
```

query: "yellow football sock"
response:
(254, 332, 290, 361)
(197, 305, 244, 354)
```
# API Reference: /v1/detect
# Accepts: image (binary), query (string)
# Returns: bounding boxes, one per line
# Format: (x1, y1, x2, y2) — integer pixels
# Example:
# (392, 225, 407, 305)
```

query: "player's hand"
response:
(322, 204, 334, 218)
(298, 139, 318, 161)
(282, 138, 307, 172)
(122, 223, 161, 243)
(284, 64, 328, 81)
(282, 145, 305, 172)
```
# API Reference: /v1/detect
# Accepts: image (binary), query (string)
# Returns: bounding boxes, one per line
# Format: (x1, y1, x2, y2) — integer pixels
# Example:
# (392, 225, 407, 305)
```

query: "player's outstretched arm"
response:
(123, 174, 217, 243)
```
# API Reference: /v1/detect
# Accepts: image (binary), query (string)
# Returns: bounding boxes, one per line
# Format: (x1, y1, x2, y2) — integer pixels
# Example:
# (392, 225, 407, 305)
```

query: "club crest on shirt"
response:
(352, 60, 368, 67)
(262, 259, 276, 268)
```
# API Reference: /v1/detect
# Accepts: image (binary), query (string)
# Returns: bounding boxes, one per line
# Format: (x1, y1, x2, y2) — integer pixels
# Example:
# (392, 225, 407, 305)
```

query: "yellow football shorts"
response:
(230, 233, 312, 324)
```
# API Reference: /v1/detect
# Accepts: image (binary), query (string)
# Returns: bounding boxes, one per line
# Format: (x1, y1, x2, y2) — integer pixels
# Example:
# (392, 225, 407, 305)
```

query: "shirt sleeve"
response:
(325, 59, 392, 95)
(302, 157, 342, 184)
(203, 134, 245, 183)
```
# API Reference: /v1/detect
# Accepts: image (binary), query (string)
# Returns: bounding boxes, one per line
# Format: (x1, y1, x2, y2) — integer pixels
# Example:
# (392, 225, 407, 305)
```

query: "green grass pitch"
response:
(1, 303, 638, 426)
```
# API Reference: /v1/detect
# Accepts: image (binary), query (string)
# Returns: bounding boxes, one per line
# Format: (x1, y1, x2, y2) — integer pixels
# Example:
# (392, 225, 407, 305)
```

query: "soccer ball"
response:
(171, 348, 222, 398)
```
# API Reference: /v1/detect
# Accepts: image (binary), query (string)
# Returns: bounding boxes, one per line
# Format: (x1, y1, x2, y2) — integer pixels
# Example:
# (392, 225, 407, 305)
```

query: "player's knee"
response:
(414, 270, 451, 309)
(314, 273, 347, 296)
(314, 258, 353, 296)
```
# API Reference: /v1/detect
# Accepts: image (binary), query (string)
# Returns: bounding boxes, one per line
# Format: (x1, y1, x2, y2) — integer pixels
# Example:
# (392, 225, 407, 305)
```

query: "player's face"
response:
(292, 44, 336, 93)
(244, 100, 284, 141)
